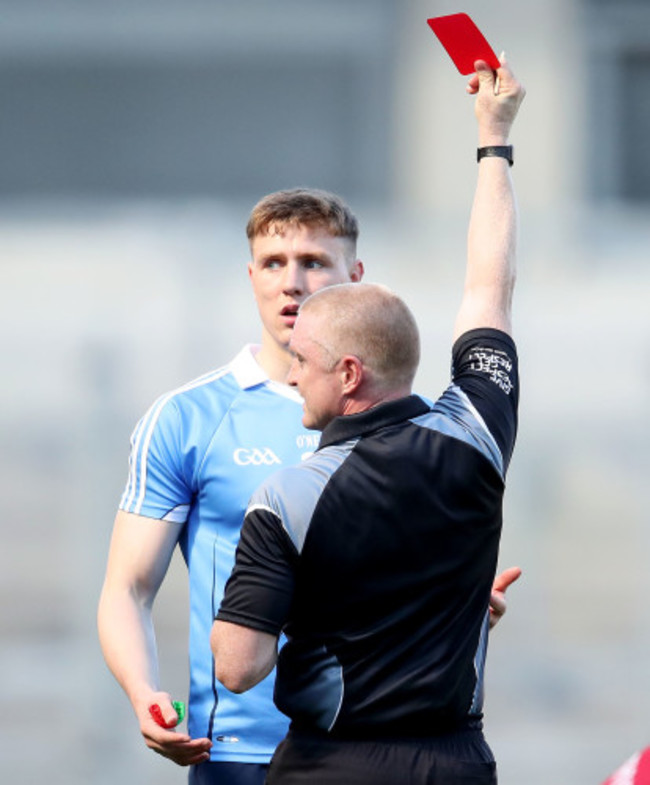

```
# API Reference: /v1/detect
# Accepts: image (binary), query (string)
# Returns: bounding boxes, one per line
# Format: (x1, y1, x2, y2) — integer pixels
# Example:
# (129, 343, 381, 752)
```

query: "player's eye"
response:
(262, 258, 283, 270)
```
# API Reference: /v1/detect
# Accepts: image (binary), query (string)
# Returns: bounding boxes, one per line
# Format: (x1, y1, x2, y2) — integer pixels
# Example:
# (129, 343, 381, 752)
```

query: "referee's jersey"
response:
(217, 328, 518, 738)
(120, 345, 319, 762)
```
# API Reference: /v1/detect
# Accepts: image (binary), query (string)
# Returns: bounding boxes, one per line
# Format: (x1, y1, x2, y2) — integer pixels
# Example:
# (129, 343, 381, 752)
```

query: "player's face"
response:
(249, 224, 363, 354)
(287, 311, 343, 431)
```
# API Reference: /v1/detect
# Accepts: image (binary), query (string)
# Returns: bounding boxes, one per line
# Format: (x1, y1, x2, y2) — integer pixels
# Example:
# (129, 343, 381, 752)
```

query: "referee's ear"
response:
(338, 354, 364, 397)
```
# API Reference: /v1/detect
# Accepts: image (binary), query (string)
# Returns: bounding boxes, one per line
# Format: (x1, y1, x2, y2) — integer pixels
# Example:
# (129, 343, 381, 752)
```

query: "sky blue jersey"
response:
(119, 345, 319, 763)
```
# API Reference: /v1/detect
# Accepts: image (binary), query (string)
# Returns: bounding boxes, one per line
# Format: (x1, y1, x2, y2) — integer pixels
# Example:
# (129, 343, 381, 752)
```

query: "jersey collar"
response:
(230, 345, 302, 402)
(318, 395, 430, 449)
(230, 345, 269, 389)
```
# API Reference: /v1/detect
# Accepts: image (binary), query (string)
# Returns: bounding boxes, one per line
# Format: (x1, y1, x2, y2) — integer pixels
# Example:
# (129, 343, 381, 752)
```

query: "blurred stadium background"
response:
(1, 1, 649, 783)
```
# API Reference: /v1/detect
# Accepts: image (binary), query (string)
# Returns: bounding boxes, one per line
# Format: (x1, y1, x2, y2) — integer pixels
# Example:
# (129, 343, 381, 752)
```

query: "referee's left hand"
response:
(489, 566, 522, 629)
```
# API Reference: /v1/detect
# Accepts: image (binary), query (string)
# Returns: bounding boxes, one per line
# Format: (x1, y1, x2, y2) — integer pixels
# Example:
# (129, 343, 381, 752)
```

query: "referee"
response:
(212, 56, 524, 785)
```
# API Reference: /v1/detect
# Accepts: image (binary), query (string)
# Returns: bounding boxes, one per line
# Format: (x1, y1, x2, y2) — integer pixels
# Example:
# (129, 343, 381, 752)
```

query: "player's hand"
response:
(466, 54, 525, 145)
(137, 691, 212, 767)
(489, 566, 522, 629)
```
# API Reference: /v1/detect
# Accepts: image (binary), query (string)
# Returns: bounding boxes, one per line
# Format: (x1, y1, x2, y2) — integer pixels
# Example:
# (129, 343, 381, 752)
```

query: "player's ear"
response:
(349, 259, 364, 282)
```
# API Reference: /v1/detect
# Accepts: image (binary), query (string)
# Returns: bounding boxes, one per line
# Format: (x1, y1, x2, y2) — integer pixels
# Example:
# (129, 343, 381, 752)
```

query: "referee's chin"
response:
(301, 408, 325, 432)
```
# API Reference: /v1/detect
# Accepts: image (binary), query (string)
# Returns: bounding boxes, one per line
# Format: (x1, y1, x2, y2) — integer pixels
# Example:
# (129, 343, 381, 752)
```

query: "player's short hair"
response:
(246, 188, 359, 247)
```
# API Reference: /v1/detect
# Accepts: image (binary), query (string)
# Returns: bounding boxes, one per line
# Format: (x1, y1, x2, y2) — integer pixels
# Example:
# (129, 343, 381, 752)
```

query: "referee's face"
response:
(287, 311, 343, 431)
(249, 223, 363, 359)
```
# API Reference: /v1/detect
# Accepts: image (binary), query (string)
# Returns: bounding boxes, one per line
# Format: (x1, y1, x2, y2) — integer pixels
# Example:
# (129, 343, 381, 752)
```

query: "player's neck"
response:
(255, 342, 292, 384)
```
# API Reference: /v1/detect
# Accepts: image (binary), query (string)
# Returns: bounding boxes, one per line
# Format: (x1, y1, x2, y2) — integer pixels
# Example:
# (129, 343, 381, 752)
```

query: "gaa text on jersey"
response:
(233, 447, 282, 466)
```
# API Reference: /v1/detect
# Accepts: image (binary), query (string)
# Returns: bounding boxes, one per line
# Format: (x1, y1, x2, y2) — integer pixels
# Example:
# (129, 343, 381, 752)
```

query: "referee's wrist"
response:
(476, 127, 510, 147)
(477, 145, 514, 166)
(477, 134, 510, 147)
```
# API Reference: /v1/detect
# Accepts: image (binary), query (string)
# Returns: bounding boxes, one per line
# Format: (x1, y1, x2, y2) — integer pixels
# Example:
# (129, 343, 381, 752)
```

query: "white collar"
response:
(230, 345, 302, 402)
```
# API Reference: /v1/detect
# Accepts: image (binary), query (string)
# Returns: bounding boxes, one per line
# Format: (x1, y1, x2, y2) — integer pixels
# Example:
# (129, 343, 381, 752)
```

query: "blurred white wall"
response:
(1, 2, 649, 784)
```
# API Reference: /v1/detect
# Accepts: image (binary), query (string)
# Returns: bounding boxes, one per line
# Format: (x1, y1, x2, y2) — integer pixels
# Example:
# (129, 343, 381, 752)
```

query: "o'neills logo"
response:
(233, 448, 282, 466)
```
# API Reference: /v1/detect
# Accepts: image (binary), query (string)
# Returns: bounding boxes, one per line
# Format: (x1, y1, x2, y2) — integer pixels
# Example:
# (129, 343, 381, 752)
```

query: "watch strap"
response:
(477, 145, 514, 166)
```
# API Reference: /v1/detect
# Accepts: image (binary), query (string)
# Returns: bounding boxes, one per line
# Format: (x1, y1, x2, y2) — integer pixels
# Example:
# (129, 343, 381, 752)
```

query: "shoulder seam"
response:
(246, 503, 282, 521)
(121, 365, 237, 513)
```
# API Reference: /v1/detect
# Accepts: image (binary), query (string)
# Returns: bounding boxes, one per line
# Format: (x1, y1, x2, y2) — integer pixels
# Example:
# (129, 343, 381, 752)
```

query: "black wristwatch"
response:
(477, 145, 514, 166)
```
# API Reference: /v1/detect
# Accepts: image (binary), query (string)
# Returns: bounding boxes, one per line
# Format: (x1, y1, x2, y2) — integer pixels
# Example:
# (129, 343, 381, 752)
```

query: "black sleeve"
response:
(451, 328, 519, 470)
(216, 507, 299, 636)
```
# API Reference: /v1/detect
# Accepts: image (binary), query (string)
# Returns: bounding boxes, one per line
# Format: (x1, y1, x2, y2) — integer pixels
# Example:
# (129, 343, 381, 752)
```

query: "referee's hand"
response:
(489, 566, 522, 629)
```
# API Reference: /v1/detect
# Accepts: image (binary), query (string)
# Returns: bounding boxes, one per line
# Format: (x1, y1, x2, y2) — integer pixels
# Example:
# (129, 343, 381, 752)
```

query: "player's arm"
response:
(211, 621, 278, 693)
(453, 56, 525, 341)
(97, 510, 211, 766)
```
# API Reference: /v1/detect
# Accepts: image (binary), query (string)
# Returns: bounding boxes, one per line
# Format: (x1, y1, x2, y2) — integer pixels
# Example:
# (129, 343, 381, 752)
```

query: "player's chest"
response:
(199, 395, 320, 503)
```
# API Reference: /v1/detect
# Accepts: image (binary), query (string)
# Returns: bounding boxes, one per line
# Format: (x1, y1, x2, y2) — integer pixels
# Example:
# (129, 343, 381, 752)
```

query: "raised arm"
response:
(453, 56, 525, 341)
(97, 510, 211, 766)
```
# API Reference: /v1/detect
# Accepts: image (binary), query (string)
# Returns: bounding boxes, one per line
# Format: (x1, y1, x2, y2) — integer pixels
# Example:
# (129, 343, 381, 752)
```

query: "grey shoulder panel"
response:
(411, 385, 504, 478)
(247, 439, 358, 552)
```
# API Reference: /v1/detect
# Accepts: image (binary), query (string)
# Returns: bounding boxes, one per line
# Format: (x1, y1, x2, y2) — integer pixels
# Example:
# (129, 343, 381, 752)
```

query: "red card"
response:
(427, 13, 500, 75)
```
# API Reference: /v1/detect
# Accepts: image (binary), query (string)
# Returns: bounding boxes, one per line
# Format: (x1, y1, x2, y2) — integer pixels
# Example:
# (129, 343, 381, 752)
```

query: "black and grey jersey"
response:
(217, 328, 519, 738)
